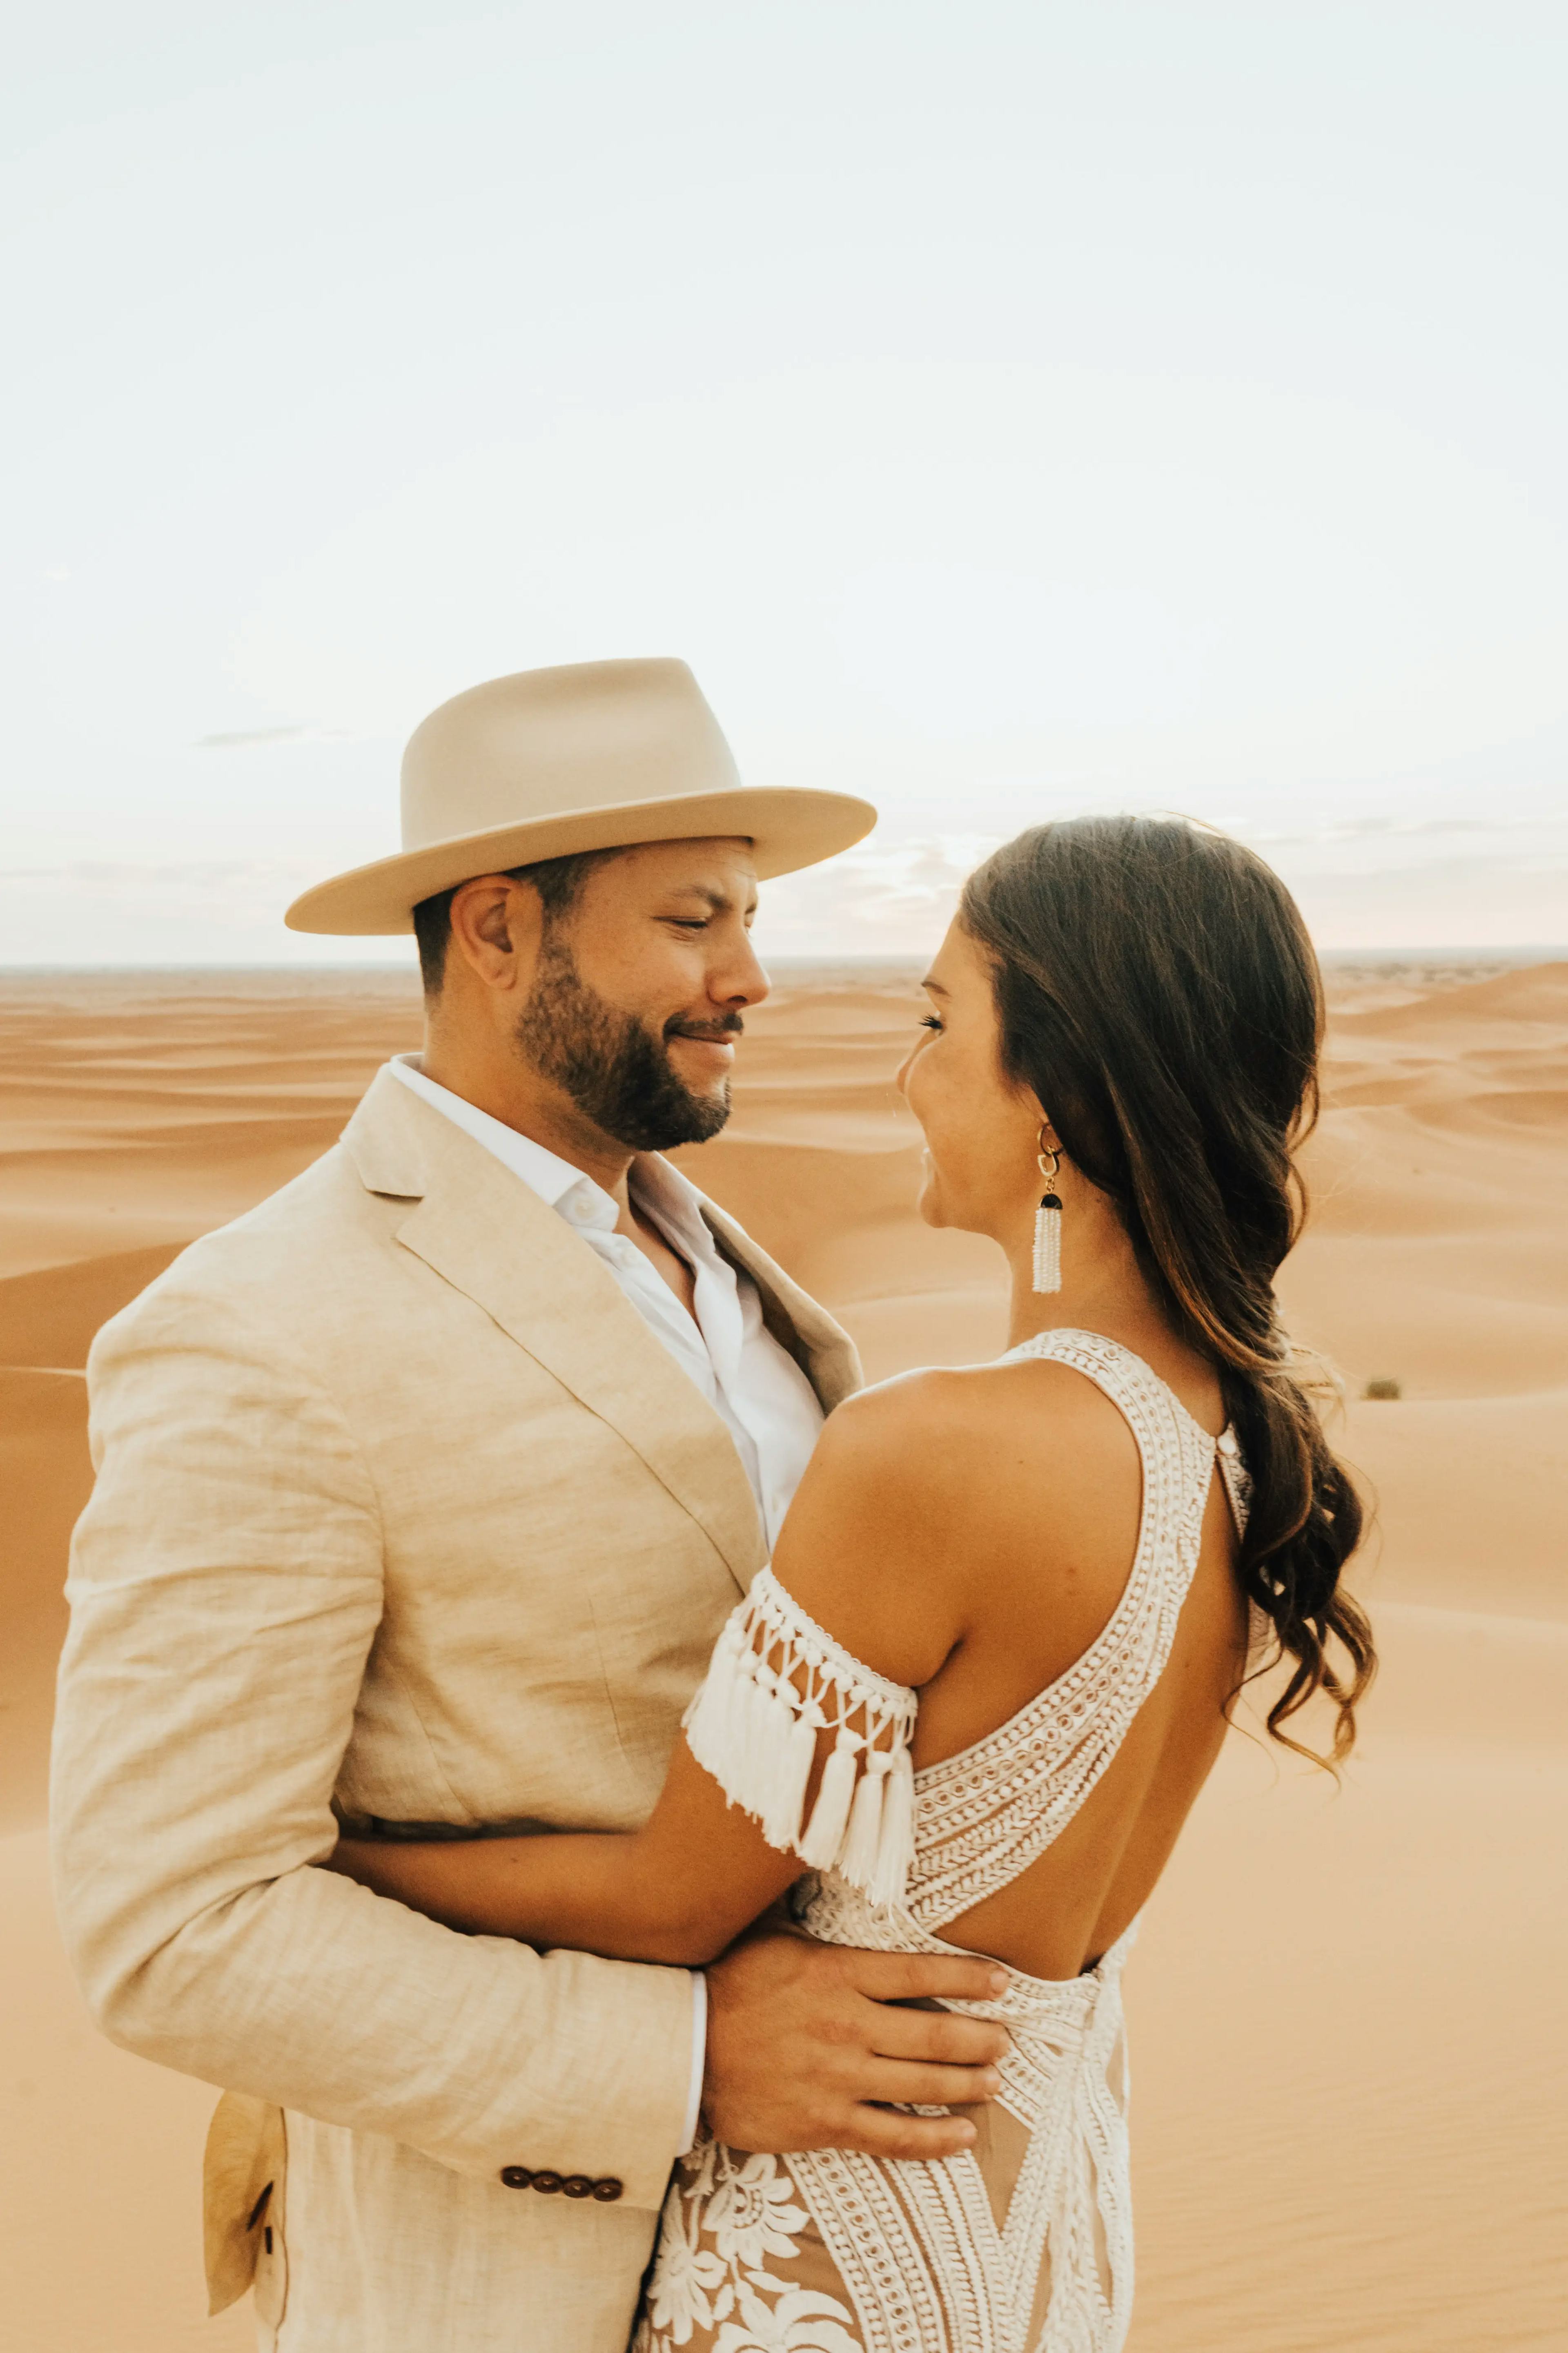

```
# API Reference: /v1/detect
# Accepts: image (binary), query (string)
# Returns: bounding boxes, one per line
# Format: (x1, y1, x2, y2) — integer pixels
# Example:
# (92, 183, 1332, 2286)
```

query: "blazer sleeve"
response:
(48, 1273, 695, 2213)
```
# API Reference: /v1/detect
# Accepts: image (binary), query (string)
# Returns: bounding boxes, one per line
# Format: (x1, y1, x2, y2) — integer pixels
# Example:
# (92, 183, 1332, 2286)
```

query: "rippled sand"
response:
(3, 958, 1564, 2349)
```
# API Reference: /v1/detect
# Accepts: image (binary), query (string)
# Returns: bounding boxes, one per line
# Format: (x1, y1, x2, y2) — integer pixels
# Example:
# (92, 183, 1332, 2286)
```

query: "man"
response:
(51, 658, 1009, 2352)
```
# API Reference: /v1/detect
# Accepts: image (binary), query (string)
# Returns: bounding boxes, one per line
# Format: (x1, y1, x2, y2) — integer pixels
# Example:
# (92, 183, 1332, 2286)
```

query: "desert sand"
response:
(3, 956, 1565, 2351)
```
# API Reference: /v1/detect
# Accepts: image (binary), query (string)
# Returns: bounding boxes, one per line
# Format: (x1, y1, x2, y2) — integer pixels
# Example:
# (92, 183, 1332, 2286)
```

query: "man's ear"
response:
(446, 875, 544, 992)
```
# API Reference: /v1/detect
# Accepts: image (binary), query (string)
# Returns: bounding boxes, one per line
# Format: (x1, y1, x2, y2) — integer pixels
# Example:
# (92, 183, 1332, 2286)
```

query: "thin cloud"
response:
(755, 834, 1004, 955)
(194, 725, 312, 748)
(192, 724, 363, 748)
(0, 859, 314, 895)
(1243, 812, 1546, 848)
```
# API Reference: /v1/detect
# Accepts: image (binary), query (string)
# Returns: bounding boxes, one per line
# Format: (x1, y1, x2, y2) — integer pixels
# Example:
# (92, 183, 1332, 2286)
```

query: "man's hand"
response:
(703, 1928, 1010, 2161)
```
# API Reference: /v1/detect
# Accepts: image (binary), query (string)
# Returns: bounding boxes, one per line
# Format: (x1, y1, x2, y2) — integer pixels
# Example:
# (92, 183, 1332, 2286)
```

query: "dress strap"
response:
(683, 1568, 919, 1911)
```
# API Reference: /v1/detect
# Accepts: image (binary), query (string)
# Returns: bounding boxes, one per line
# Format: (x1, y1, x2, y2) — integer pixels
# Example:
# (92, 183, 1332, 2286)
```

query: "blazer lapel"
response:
(693, 1189, 863, 1415)
(342, 1073, 767, 1594)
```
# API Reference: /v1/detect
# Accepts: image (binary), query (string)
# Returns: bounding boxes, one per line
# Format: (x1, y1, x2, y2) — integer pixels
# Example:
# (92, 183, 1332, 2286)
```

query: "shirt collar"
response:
(388, 1055, 606, 1216)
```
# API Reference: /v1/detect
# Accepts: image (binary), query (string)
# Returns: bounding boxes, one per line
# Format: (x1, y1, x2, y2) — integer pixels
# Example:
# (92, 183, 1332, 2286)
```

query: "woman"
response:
(330, 815, 1373, 2353)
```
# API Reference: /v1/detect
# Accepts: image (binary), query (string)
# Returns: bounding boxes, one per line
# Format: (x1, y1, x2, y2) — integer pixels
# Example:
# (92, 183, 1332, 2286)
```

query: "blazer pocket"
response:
(204, 2092, 288, 2324)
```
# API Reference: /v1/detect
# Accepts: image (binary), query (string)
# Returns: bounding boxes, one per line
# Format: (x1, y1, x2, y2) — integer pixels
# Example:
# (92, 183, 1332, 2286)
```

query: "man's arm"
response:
(322, 1377, 1018, 2160)
(330, 1777, 1012, 2161)
(49, 1276, 695, 2210)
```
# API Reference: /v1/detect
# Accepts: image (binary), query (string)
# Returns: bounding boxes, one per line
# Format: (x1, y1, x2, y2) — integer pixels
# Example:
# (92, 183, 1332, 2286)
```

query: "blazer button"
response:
(591, 2178, 624, 2203)
(561, 2175, 594, 2199)
(499, 2166, 532, 2190)
(530, 2170, 564, 2195)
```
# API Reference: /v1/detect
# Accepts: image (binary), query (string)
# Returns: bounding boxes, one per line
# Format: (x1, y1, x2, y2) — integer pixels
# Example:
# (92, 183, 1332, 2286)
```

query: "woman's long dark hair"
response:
(960, 815, 1374, 1763)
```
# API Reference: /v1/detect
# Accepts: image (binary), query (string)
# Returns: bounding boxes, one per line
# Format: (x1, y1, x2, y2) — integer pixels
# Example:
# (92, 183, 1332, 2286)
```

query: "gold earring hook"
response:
(1036, 1127, 1060, 1187)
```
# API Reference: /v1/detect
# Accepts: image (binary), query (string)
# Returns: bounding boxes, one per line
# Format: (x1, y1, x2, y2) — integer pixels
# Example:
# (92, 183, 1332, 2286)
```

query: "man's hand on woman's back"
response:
(702, 1928, 1010, 2159)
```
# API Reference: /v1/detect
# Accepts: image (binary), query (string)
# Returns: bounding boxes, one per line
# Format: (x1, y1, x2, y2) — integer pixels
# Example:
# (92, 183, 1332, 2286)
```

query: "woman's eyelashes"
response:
(918, 1014, 943, 1033)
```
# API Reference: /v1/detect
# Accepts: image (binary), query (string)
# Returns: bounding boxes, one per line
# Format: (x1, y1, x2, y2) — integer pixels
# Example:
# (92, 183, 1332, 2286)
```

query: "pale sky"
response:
(4, 1, 1565, 964)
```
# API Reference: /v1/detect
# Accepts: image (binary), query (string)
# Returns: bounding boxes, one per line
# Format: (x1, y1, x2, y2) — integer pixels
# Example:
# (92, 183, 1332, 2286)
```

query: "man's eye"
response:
(668, 918, 708, 932)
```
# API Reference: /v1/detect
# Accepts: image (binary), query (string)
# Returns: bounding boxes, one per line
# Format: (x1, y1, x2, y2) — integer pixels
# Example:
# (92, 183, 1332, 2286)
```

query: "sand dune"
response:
(2, 957, 1565, 2350)
(1, 1369, 91, 1835)
(0, 971, 417, 1278)
(0, 1245, 187, 1369)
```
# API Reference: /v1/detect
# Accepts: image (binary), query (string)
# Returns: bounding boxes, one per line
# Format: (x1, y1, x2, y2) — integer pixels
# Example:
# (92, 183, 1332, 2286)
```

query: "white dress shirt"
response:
(386, 1055, 826, 2148)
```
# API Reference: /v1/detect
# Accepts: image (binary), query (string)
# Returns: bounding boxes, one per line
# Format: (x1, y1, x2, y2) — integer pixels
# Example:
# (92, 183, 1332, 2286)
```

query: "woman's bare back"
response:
(931, 1445, 1248, 1980)
(779, 1337, 1250, 1985)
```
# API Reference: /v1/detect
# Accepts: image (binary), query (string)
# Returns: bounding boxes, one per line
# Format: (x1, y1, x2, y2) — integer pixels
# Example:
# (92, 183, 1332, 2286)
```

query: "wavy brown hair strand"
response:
(960, 815, 1374, 1764)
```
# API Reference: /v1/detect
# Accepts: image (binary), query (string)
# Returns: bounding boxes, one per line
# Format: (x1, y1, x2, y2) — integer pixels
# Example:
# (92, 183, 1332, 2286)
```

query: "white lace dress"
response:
(633, 1330, 1252, 2353)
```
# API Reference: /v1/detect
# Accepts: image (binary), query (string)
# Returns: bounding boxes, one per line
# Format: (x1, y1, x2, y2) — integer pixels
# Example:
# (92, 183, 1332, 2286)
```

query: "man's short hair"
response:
(412, 848, 615, 996)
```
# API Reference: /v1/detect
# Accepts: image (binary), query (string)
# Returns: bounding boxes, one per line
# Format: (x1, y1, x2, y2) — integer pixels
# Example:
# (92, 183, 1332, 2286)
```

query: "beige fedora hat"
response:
(284, 656, 876, 935)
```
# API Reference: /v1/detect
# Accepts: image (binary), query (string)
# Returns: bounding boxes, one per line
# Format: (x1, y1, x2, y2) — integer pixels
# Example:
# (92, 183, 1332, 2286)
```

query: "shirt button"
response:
(499, 2166, 532, 2190)
(591, 2177, 624, 2203)
(561, 2175, 594, 2199)
(530, 2170, 564, 2195)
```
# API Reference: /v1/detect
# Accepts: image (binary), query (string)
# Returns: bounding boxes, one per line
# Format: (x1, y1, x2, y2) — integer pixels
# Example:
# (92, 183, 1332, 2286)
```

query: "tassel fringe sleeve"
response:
(682, 1566, 919, 1913)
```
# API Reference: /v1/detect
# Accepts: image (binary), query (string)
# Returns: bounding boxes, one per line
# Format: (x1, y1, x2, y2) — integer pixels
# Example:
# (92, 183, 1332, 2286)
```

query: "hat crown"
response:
(283, 653, 875, 935)
(399, 657, 741, 853)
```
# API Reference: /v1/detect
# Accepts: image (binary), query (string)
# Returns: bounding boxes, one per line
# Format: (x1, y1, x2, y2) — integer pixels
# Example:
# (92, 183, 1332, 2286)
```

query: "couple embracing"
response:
(51, 658, 1373, 2353)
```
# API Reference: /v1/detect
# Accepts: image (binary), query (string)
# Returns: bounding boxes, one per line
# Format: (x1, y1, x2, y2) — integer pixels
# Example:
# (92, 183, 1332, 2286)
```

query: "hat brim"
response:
(283, 787, 877, 935)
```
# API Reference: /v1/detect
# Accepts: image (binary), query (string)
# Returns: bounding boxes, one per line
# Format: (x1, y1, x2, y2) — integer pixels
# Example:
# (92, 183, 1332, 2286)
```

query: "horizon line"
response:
(1, 945, 1564, 979)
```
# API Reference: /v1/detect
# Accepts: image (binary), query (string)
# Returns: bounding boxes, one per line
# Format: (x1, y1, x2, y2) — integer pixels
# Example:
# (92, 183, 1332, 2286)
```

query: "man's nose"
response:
(714, 933, 770, 1009)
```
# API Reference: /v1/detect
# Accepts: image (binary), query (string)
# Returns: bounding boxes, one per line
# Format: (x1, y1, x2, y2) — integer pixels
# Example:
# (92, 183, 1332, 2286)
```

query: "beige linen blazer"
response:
(50, 1068, 860, 2353)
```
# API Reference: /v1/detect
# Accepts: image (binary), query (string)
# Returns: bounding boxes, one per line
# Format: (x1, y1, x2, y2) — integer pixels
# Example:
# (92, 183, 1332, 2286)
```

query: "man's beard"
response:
(518, 928, 738, 1151)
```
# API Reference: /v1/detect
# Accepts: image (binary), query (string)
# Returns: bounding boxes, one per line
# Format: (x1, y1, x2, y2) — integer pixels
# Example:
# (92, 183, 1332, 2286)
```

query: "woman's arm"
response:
(327, 1740, 801, 1965)
(326, 1381, 968, 1965)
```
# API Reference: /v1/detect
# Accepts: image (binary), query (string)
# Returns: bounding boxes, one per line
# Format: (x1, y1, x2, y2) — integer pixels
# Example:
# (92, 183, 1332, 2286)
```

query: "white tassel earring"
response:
(1032, 1132, 1063, 1294)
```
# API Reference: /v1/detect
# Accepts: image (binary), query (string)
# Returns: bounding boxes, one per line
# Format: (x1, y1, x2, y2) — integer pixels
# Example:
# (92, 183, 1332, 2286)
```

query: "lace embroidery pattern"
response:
(645, 1330, 1247, 2353)
(793, 1888, 1136, 2353)
(634, 2139, 864, 2352)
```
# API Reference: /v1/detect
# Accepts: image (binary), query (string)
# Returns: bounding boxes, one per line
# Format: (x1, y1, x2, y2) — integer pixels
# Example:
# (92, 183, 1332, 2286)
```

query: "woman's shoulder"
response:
(771, 1354, 1140, 1688)
(823, 1351, 1136, 1490)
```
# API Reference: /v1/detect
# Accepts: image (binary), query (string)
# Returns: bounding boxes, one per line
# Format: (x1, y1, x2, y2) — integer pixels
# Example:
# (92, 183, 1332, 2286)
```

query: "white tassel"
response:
(680, 1646, 726, 1761)
(762, 1702, 820, 1849)
(682, 1570, 919, 1882)
(869, 1746, 916, 1910)
(730, 1657, 762, 1787)
(720, 1654, 752, 1791)
(1032, 1192, 1062, 1294)
(743, 1666, 780, 1807)
(838, 1750, 889, 1889)
(685, 1619, 742, 1743)
(799, 1730, 860, 1868)
(684, 1624, 754, 1794)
